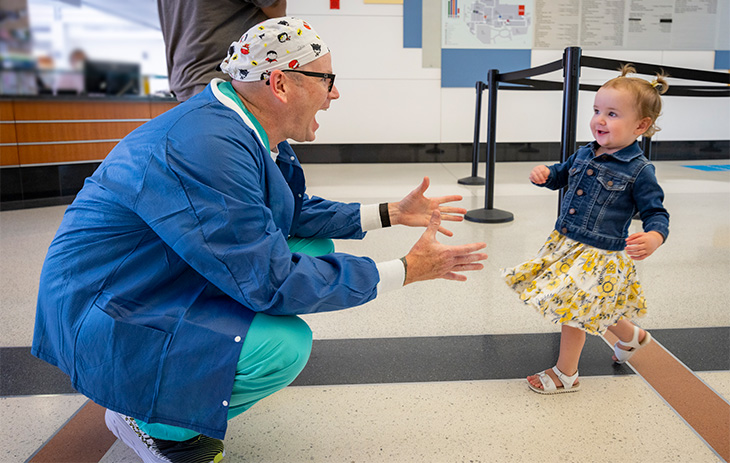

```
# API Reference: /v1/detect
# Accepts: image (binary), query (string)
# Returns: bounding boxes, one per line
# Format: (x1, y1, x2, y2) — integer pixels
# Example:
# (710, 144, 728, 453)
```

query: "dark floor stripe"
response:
(18, 327, 730, 462)
(2, 348, 77, 396)
(293, 331, 636, 386)
(3, 327, 728, 396)
(604, 330, 730, 462)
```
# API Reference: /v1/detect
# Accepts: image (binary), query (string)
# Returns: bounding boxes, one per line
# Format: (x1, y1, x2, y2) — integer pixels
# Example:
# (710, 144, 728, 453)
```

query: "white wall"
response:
(290, 1, 730, 145)
(28, 0, 730, 144)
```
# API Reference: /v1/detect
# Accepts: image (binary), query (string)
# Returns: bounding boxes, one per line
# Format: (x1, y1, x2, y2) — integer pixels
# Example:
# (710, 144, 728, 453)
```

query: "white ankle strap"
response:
(552, 366, 579, 389)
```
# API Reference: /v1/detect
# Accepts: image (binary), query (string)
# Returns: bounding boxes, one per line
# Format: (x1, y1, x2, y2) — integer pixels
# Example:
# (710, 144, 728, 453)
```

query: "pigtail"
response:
(650, 72, 669, 95)
(618, 64, 637, 77)
(607, 64, 669, 138)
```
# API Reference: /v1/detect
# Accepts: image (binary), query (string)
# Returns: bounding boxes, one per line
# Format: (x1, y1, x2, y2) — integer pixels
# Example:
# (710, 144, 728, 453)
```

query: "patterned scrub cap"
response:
(218, 17, 329, 82)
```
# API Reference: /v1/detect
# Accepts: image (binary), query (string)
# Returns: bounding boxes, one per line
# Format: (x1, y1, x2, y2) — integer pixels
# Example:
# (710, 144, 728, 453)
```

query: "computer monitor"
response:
(84, 60, 141, 96)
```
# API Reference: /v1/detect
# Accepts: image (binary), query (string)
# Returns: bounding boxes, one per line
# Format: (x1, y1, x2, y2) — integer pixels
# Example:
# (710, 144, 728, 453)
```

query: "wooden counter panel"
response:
(1, 122, 17, 144)
(1, 145, 20, 166)
(18, 142, 118, 165)
(15, 121, 145, 143)
(150, 102, 179, 118)
(0, 101, 14, 121)
(14, 101, 151, 121)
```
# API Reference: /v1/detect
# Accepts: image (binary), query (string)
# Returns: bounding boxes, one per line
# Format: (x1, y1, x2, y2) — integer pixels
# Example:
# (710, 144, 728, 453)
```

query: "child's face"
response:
(590, 87, 651, 155)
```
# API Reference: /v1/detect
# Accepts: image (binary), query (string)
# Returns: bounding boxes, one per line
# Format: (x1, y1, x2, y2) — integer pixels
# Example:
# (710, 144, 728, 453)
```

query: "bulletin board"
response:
(403, 0, 730, 87)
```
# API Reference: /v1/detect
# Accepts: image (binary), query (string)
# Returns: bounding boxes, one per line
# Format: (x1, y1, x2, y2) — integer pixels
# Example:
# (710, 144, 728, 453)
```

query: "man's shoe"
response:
(105, 409, 225, 463)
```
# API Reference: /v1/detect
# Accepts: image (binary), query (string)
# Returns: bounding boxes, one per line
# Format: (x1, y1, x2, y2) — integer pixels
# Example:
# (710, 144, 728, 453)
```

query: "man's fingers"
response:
(442, 272, 467, 282)
(415, 176, 430, 194)
(434, 195, 464, 205)
(452, 242, 488, 254)
(452, 262, 485, 272)
(440, 215, 465, 223)
(425, 210, 441, 239)
(441, 210, 466, 216)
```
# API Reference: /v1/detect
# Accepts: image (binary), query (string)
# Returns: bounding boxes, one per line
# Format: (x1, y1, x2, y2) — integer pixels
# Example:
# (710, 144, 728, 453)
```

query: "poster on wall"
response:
(441, 0, 724, 51)
(532, 0, 722, 50)
(442, 0, 534, 49)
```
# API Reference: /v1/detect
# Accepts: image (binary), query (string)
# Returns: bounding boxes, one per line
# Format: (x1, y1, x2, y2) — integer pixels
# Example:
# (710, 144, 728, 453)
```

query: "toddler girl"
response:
(502, 65, 670, 394)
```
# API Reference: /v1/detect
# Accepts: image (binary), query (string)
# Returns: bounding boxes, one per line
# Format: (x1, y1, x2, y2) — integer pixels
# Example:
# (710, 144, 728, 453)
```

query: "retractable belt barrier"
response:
(462, 46, 730, 224)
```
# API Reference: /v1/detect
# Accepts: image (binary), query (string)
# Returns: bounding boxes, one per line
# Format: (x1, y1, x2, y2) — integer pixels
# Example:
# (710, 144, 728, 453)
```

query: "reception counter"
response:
(1, 95, 178, 207)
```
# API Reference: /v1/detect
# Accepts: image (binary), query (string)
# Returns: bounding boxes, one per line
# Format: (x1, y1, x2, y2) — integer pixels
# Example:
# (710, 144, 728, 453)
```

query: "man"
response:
(157, 0, 286, 101)
(32, 18, 488, 463)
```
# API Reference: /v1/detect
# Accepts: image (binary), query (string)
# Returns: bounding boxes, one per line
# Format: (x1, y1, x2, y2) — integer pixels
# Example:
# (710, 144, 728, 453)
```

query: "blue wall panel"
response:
(441, 49, 531, 88)
(403, 0, 423, 49)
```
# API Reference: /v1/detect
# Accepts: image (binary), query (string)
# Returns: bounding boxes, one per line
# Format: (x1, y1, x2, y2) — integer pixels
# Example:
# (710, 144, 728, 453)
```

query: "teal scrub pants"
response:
(137, 238, 334, 441)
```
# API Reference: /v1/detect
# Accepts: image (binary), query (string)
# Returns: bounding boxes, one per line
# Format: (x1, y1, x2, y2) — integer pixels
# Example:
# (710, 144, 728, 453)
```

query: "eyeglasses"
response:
(282, 70, 336, 93)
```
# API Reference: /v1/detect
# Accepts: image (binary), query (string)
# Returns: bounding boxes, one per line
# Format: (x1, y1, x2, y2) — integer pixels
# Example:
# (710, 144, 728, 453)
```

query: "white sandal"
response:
(528, 366, 580, 394)
(613, 325, 652, 364)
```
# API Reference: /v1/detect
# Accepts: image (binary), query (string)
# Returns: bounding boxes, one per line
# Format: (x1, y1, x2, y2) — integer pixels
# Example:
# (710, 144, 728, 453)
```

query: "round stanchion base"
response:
(457, 176, 485, 185)
(465, 208, 514, 224)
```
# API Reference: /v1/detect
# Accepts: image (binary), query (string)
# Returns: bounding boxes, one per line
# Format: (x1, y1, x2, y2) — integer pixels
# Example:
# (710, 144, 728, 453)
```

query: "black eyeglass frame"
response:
(281, 69, 336, 92)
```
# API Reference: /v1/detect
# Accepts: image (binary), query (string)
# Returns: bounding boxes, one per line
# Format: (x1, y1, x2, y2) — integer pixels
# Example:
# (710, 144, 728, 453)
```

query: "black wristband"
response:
(379, 202, 391, 228)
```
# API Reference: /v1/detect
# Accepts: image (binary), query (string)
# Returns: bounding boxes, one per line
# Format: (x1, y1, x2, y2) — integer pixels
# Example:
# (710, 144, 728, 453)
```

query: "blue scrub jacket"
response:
(31, 84, 380, 439)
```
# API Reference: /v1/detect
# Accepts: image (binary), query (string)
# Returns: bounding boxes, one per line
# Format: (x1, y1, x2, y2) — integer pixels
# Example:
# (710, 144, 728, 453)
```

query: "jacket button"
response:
(586, 169, 594, 176)
(576, 189, 583, 196)
(234, 336, 241, 343)
(561, 227, 568, 234)
(607, 180, 614, 187)
(290, 156, 295, 161)
(569, 208, 576, 214)
(222, 400, 229, 407)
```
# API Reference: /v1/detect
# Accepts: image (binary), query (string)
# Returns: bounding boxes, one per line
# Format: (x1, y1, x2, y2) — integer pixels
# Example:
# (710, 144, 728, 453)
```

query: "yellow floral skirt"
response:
(501, 230, 647, 336)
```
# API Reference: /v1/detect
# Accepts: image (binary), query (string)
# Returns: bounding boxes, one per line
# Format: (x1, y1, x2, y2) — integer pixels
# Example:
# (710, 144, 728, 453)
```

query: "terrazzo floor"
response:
(2, 161, 728, 463)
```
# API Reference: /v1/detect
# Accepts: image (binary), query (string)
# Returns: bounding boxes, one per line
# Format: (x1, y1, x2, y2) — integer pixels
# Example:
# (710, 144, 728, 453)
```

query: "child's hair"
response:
(601, 64, 669, 138)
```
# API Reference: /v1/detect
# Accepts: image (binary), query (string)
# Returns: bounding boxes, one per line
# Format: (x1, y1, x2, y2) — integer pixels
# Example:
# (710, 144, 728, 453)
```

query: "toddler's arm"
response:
(529, 165, 550, 185)
(625, 231, 664, 261)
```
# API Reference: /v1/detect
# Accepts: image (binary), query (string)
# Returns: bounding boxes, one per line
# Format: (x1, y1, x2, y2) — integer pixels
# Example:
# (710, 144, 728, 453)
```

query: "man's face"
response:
(287, 54, 340, 142)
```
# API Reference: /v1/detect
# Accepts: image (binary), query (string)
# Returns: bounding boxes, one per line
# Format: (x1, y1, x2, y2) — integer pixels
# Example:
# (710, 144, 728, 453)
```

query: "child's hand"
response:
(529, 165, 550, 185)
(625, 231, 664, 260)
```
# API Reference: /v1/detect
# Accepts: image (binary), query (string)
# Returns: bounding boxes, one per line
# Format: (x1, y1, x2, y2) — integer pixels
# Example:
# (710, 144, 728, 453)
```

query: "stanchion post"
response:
(465, 69, 514, 224)
(641, 135, 652, 160)
(459, 81, 486, 185)
(559, 46, 581, 213)
(632, 136, 653, 221)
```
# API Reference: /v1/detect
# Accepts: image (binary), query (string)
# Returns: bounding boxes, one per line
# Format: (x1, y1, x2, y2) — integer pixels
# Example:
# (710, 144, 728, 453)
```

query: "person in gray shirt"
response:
(157, 0, 286, 101)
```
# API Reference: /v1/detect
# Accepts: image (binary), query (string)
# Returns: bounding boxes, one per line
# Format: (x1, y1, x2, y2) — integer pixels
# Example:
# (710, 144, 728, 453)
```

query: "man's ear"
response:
(268, 70, 289, 103)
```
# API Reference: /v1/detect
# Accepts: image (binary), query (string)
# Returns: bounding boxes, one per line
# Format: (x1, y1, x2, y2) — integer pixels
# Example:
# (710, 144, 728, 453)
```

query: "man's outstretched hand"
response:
(403, 211, 488, 285)
(389, 177, 466, 237)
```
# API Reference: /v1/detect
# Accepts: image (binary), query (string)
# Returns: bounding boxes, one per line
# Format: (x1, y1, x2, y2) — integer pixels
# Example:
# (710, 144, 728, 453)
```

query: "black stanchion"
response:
(633, 136, 653, 221)
(465, 69, 514, 224)
(459, 81, 487, 185)
(461, 46, 727, 226)
(558, 46, 582, 213)
(641, 135, 652, 160)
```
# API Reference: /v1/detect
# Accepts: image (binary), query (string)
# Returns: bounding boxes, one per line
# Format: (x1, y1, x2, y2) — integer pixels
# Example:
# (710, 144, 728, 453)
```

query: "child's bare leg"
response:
(607, 318, 648, 362)
(528, 325, 586, 389)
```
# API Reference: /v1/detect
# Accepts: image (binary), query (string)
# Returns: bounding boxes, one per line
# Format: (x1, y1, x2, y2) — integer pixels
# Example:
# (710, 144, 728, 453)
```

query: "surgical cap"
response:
(218, 17, 329, 83)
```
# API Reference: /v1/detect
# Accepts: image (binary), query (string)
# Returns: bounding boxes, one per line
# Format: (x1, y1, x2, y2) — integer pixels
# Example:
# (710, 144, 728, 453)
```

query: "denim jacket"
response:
(540, 141, 669, 251)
